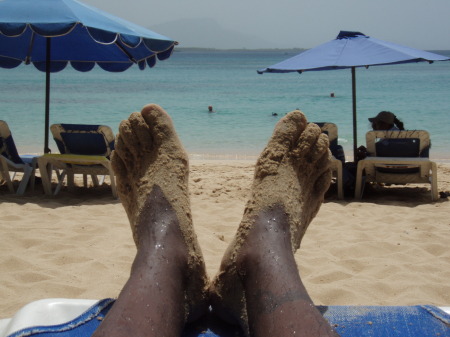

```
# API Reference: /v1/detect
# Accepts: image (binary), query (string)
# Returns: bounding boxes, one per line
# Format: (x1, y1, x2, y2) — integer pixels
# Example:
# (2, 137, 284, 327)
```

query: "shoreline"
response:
(189, 154, 450, 163)
(174, 47, 450, 54)
(19, 150, 450, 163)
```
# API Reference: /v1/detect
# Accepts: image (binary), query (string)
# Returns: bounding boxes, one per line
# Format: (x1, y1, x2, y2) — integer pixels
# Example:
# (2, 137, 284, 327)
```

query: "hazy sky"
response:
(84, 0, 450, 50)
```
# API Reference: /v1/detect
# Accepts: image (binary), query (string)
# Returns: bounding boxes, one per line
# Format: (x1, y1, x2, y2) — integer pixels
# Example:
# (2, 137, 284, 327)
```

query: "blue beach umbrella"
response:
(0, 0, 177, 153)
(258, 31, 449, 161)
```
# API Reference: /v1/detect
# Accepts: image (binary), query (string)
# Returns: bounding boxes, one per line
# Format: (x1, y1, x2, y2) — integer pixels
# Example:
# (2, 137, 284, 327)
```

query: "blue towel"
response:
(7, 299, 450, 337)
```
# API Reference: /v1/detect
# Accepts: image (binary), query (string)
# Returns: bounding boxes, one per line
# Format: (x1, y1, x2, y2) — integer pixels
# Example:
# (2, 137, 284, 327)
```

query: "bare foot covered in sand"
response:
(96, 104, 208, 335)
(112, 104, 191, 242)
(210, 110, 338, 336)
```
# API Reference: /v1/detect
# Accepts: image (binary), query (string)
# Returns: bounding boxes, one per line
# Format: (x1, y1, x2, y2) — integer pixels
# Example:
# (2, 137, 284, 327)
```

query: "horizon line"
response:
(174, 47, 450, 53)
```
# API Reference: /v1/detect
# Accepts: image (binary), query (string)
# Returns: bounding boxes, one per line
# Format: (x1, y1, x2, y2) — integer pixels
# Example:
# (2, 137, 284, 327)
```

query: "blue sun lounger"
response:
(0, 121, 38, 195)
(1, 299, 449, 337)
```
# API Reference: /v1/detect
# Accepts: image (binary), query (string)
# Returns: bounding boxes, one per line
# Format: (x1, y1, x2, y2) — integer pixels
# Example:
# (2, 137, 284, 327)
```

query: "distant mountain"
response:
(149, 18, 279, 50)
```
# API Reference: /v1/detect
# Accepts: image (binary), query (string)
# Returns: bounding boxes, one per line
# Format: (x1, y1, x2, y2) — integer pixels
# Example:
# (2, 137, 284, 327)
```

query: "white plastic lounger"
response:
(355, 130, 438, 201)
(38, 124, 117, 197)
(38, 154, 117, 198)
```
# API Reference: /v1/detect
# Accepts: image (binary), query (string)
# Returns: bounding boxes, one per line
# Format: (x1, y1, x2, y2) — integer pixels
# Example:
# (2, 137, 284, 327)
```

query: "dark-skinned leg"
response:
(238, 206, 339, 337)
(93, 104, 209, 337)
(94, 187, 192, 337)
(210, 110, 339, 336)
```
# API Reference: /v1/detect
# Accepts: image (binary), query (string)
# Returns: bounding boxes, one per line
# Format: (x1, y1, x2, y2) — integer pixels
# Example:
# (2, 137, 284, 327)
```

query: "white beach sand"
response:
(0, 160, 449, 318)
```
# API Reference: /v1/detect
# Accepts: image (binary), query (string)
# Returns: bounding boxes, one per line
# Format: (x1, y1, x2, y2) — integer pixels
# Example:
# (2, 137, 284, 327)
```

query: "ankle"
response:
(132, 186, 190, 271)
(236, 205, 293, 273)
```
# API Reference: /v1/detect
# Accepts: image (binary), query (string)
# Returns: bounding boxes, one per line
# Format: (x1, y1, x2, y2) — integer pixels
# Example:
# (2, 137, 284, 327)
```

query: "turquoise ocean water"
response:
(1, 49, 449, 160)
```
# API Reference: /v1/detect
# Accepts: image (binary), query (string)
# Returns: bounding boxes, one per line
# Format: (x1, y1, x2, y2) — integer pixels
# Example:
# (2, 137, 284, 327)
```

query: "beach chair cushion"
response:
(373, 133, 430, 174)
(51, 124, 115, 157)
(375, 138, 421, 157)
(374, 138, 421, 173)
(60, 133, 108, 156)
(367, 130, 431, 158)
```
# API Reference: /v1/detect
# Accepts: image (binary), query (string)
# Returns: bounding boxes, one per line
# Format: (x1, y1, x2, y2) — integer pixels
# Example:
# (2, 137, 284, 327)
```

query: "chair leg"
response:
(55, 168, 64, 182)
(29, 157, 38, 192)
(110, 174, 117, 199)
(29, 169, 36, 192)
(3, 173, 15, 193)
(37, 158, 54, 196)
(16, 165, 32, 195)
(67, 170, 75, 192)
(336, 162, 344, 200)
(354, 161, 365, 200)
(91, 175, 99, 187)
(54, 170, 67, 195)
(103, 163, 117, 198)
(430, 162, 439, 201)
(0, 159, 15, 193)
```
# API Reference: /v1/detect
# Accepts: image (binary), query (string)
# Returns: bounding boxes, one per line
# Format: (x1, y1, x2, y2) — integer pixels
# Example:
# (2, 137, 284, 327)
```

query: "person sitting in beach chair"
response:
(353, 111, 436, 200)
(92, 104, 339, 337)
(356, 111, 409, 160)
(361, 111, 430, 158)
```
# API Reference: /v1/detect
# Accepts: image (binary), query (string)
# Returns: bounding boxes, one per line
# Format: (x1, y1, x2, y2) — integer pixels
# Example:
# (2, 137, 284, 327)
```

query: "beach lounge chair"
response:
(0, 121, 38, 195)
(314, 122, 344, 199)
(1, 298, 449, 337)
(37, 124, 117, 197)
(354, 130, 438, 201)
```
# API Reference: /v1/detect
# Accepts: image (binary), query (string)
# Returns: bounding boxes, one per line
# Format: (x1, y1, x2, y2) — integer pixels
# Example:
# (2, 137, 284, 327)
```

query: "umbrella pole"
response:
(44, 38, 51, 154)
(351, 66, 357, 162)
